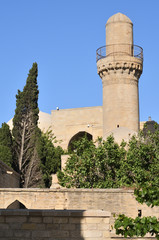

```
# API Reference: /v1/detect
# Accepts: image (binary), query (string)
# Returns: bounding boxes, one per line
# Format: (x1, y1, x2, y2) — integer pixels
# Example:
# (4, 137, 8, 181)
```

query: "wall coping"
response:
(0, 209, 111, 217)
(51, 106, 103, 113)
(0, 188, 134, 193)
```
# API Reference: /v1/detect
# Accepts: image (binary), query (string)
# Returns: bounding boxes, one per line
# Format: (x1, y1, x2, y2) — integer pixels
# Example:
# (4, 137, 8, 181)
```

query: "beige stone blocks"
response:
(97, 55, 143, 141)
(106, 13, 133, 47)
(97, 13, 143, 143)
(0, 189, 158, 239)
(51, 106, 103, 150)
(0, 209, 110, 239)
(50, 174, 61, 189)
(8, 107, 103, 151)
(0, 188, 158, 220)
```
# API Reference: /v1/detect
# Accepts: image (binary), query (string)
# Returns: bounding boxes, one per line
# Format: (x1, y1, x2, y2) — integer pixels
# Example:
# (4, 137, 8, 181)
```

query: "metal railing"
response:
(96, 44, 143, 62)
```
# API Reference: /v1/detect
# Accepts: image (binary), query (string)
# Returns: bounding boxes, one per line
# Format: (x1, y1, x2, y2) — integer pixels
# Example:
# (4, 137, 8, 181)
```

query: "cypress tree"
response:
(0, 123, 13, 167)
(13, 63, 43, 188)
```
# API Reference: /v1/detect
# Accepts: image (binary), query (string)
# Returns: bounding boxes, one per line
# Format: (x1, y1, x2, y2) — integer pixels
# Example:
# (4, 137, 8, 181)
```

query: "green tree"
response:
(114, 129, 159, 239)
(37, 130, 64, 187)
(57, 131, 159, 237)
(0, 123, 13, 167)
(12, 63, 43, 188)
(57, 136, 127, 188)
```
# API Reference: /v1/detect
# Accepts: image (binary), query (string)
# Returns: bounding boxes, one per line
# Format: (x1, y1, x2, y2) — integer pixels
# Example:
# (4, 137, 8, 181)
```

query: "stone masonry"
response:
(97, 13, 143, 142)
(0, 209, 110, 240)
(0, 189, 158, 239)
(3, 13, 156, 240)
(1, 188, 158, 220)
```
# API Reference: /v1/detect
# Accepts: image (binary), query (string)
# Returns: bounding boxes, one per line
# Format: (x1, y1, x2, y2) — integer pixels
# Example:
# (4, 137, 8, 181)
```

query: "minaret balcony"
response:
(96, 44, 143, 62)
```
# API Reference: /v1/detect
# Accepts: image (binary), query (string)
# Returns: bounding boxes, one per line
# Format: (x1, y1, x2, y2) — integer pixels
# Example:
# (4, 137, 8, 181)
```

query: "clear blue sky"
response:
(0, 0, 159, 126)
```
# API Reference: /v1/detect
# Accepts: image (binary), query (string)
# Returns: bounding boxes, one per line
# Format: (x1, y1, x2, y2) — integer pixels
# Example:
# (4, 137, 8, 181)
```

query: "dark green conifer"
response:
(13, 63, 43, 188)
(0, 123, 13, 167)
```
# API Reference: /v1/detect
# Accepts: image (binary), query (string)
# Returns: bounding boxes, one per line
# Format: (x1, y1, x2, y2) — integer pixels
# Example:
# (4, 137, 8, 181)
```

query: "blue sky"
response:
(0, 0, 159, 126)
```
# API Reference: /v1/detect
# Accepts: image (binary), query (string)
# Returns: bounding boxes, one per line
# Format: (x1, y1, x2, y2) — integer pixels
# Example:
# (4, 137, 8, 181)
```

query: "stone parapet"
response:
(0, 188, 158, 220)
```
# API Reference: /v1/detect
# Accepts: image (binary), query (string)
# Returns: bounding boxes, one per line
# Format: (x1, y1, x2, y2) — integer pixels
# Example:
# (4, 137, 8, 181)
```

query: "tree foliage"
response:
(57, 129, 159, 238)
(12, 63, 43, 188)
(37, 130, 64, 187)
(57, 135, 127, 188)
(114, 128, 159, 239)
(0, 123, 13, 167)
(58, 129, 159, 190)
(114, 215, 159, 239)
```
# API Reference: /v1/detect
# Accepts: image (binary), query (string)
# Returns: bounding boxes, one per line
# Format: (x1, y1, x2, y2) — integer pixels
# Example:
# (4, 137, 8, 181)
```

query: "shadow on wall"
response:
(0, 208, 110, 239)
(0, 209, 86, 239)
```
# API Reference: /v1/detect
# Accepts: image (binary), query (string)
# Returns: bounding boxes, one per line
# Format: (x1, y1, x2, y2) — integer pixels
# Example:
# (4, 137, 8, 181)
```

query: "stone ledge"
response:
(51, 106, 103, 113)
(0, 188, 134, 193)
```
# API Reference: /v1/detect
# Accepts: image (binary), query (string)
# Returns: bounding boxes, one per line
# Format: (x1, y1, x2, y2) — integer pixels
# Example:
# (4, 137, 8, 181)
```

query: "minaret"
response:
(96, 13, 143, 142)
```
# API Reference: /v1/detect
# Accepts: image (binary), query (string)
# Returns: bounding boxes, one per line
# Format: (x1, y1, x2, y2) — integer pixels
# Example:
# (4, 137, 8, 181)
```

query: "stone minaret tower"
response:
(96, 13, 143, 142)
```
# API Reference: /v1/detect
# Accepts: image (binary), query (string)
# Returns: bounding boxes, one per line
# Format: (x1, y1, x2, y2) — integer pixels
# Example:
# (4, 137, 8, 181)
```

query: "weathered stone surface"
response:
(0, 188, 158, 220)
(0, 209, 111, 239)
(97, 13, 143, 143)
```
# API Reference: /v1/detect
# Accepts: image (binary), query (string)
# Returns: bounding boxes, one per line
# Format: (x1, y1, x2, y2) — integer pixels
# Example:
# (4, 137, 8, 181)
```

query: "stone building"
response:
(9, 12, 144, 149)
(2, 13, 158, 240)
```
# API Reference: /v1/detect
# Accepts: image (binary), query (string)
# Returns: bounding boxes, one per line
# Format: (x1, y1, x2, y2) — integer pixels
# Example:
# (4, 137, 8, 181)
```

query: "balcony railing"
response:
(96, 44, 143, 62)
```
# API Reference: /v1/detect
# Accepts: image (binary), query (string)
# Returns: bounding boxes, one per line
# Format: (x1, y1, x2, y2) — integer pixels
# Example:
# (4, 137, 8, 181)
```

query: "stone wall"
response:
(0, 161, 19, 188)
(8, 109, 146, 152)
(0, 189, 158, 220)
(0, 189, 158, 239)
(0, 209, 110, 240)
(51, 106, 103, 149)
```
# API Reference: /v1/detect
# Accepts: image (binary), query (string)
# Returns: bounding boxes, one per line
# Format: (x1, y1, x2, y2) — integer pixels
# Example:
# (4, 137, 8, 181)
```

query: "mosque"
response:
(1, 14, 158, 240)
(9, 13, 144, 150)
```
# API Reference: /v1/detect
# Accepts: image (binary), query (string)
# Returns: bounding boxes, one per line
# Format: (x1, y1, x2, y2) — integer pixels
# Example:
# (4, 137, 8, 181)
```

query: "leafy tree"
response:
(58, 129, 159, 190)
(37, 130, 64, 187)
(114, 129, 159, 239)
(0, 123, 13, 167)
(57, 136, 127, 188)
(143, 120, 159, 135)
(58, 136, 98, 188)
(114, 215, 159, 239)
(58, 126, 159, 238)
(12, 63, 43, 188)
(58, 130, 159, 237)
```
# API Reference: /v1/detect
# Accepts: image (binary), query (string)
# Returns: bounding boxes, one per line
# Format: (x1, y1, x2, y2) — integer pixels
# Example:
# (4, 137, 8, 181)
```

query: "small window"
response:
(138, 209, 142, 217)
(117, 125, 119, 128)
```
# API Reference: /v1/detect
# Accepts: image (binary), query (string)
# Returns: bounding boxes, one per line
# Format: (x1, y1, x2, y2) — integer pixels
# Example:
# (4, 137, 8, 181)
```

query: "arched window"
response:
(68, 131, 92, 152)
(7, 200, 27, 209)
